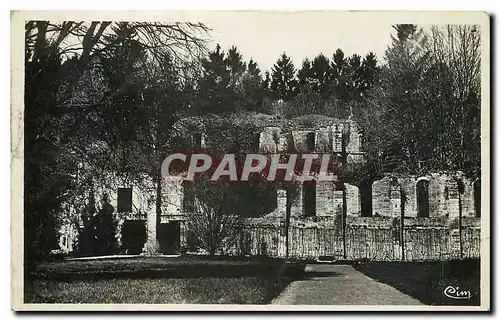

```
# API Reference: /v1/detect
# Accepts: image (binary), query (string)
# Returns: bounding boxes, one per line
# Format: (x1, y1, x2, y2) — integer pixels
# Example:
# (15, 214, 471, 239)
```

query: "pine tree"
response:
(270, 53, 297, 101)
(330, 48, 349, 101)
(346, 54, 363, 100)
(198, 44, 233, 113)
(311, 53, 332, 98)
(226, 46, 246, 76)
(360, 52, 380, 92)
(297, 58, 314, 88)
(240, 58, 265, 111)
(372, 24, 431, 173)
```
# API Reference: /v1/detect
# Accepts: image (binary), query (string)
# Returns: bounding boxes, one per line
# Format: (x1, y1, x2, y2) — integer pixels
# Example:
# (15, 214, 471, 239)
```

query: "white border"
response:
(6, 5, 495, 316)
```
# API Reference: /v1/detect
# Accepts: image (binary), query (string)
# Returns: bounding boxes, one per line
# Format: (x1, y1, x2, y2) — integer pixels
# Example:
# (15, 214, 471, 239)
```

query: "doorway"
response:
(121, 220, 146, 254)
(158, 221, 181, 254)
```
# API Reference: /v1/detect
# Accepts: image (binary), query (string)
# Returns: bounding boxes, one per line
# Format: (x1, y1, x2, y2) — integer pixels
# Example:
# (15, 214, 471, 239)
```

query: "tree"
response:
(346, 54, 363, 100)
(330, 48, 349, 101)
(284, 85, 325, 117)
(76, 187, 98, 256)
(393, 24, 418, 42)
(226, 46, 246, 77)
(360, 52, 380, 92)
(297, 58, 314, 88)
(356, 23, 480, 180)
(270, 53, 297, 101)
(239, 58, 266, 111)
(310, 53, 332, 98)
(376, 24, 432, 173)
(24, 20, 209, 262)
(197, 45, 269, 113)
(425, 25, 481, 177)
(24, 42, 69, 263)
(262, 70, 271, 93)
(75, 192, 117, 256)
(198, 44, 233, 113)
(93, 193, 118, 255)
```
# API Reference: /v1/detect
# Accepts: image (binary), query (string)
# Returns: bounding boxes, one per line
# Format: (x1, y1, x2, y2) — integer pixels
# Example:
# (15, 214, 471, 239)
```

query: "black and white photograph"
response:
(11, 10, 490, 311)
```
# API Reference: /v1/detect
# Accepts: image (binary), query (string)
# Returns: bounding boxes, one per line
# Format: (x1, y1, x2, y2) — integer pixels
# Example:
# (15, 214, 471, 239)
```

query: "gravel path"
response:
(272, 264, 424, 305)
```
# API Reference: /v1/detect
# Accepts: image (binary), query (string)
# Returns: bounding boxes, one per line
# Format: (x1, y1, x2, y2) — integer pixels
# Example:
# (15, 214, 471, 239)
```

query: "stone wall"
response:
(259, 120, 363, 156)
(371, 173, 477, 219)
(232, 216, 480, 261)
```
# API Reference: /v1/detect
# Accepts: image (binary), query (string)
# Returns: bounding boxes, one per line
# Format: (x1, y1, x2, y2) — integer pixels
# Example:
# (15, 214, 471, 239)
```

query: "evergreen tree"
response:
(360, 52, 380, 92)
(240, 58, 266, 111)
(270, 53, 297, 101)
(311, 53, 332, 98)
(94, 193, 117, 255)
(226, 46, 246, 77)
(198, 44, 233, 113)
(297, 58, 314, 88)
(262, 70, 271, 93)
(346, 54, 363, 100)
(393, 24, 418, 42)
(330, 48, 349, 101)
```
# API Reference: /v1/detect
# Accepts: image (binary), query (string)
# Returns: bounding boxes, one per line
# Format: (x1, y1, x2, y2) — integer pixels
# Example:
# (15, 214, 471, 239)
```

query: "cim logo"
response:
(443, 286, 472, 300)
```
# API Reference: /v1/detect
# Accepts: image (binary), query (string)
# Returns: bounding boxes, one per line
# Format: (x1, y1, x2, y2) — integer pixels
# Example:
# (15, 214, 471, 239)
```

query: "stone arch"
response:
(388, 177, 401, 217)
(302, 180, 316, 217)
(416, 178, 430, 217)
(191, 132, 204, 148)
(359, 180, 373, 217)
(306, 132, 316, 152)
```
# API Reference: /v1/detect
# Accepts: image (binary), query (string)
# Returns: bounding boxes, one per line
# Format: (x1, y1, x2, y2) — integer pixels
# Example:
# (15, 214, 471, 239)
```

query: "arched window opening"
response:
(303, 180, 316, 217)
(388, 178, 401, 199)
(416, 179, 430, 217)
(388, 179, 401, 217)
(192, 133, 203, 148)
(360, 181, 373, 217)
(254, 132, 262, 151)
(306, 132, 315, 152)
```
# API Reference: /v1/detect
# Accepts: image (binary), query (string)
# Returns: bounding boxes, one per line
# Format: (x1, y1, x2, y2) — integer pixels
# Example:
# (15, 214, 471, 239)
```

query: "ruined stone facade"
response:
(59, 114, 481, 260)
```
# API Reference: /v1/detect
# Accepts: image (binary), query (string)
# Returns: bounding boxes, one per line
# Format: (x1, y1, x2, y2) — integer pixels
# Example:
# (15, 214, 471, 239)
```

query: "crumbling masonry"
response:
(59, 114, 481, 260)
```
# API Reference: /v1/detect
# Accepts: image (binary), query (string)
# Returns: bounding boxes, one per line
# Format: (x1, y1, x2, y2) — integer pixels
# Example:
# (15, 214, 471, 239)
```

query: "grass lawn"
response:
(24, 277, 287, 304)
(353, 259, 481, 306)
(24, 256, 301, 304)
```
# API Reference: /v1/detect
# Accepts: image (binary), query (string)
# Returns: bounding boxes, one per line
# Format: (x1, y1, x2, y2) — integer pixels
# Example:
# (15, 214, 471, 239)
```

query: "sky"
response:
(196, 12, 395, 73)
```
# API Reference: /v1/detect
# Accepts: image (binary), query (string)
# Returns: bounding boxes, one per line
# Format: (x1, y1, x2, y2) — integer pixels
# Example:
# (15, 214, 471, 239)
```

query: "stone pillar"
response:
(345, 183, 360, 216)
(290, 184, 303, 217)
(143, 201, 158, 255)
(275, 188, 287, 217)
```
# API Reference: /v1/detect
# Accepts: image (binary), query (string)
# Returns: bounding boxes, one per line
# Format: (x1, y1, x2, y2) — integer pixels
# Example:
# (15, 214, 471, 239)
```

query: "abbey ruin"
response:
(57, 113, 481, 261)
